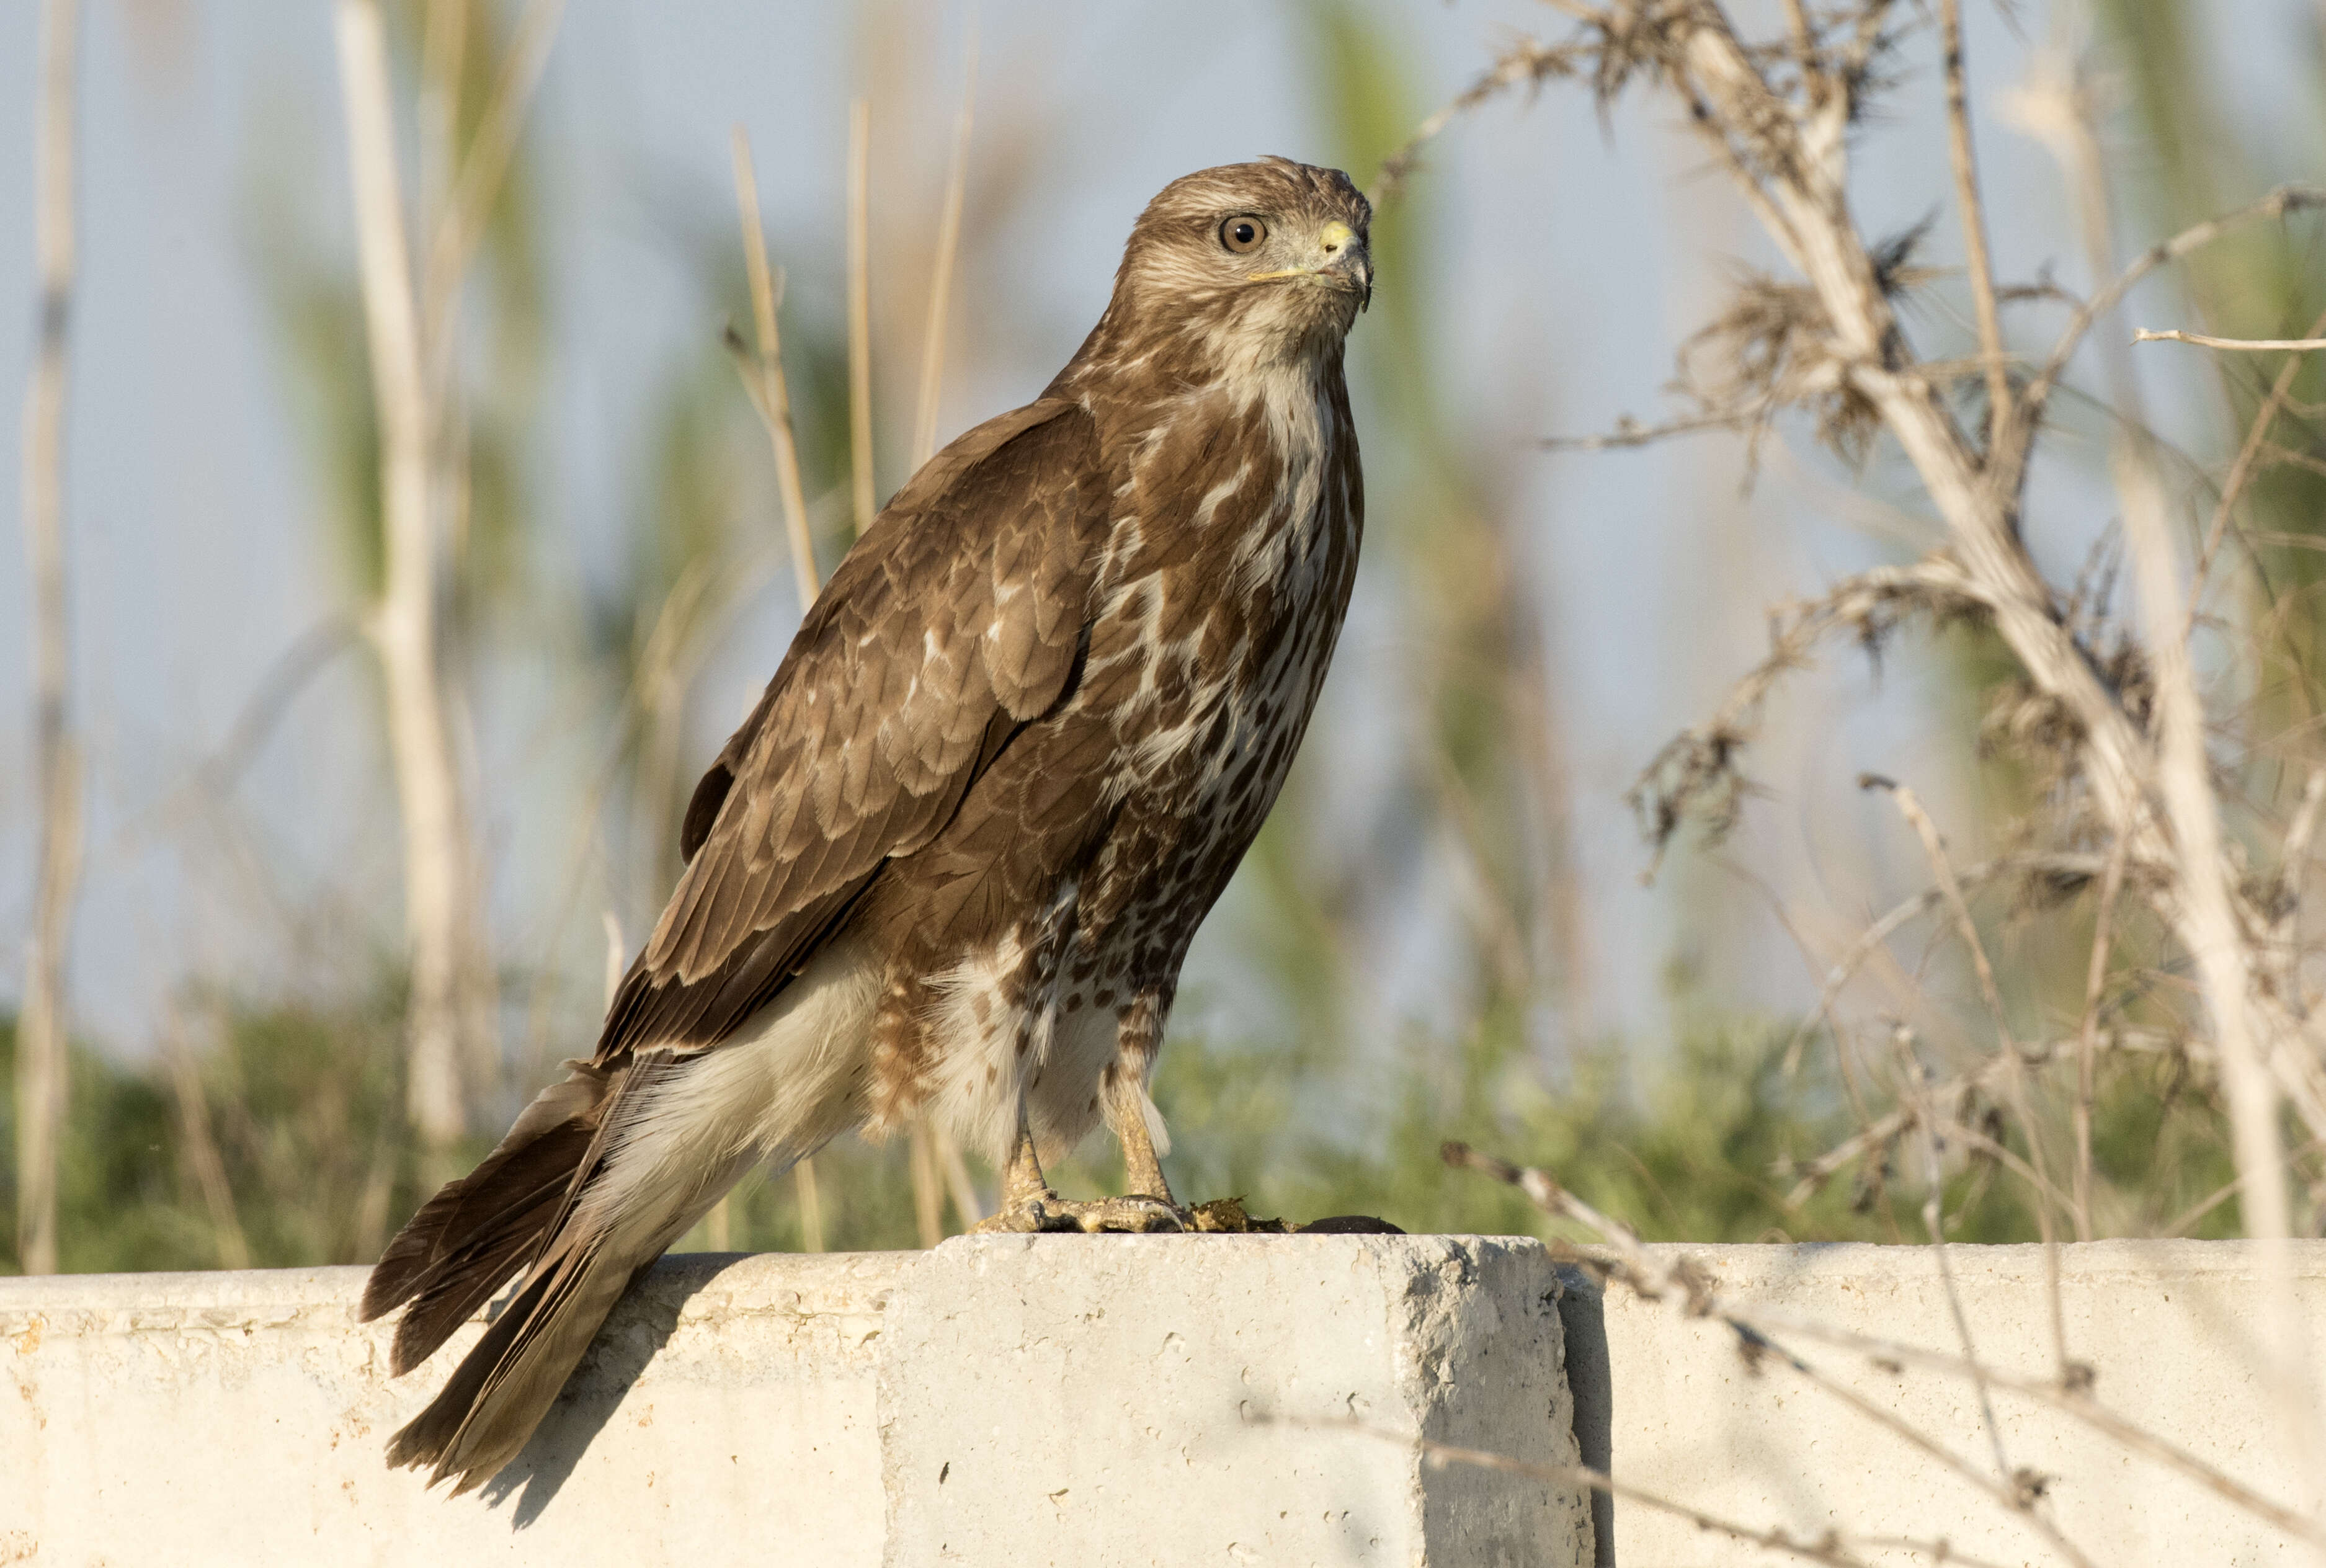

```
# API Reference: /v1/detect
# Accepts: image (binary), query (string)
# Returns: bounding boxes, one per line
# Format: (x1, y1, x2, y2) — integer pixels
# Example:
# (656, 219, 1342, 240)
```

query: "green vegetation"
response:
(2, 996, 2253, 1274)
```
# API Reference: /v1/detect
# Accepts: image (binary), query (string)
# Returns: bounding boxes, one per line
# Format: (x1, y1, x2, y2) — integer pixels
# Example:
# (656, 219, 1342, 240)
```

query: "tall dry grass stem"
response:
(163, 1010, 250, 1271)
(848, 96, 877, 540)
(898, 40, 984, 1234)
(723, 125, 831, 1247)
(911, 27, 976, 469)
(728, 127, 821, 616)
(16, 0, 84, 1277)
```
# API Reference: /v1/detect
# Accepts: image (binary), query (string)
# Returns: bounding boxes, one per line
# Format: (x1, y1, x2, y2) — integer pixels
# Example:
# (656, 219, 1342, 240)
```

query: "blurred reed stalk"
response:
(336, 0, 556, 1175)
(728, 128, 820, 619)
(911, 28, 975, 476)
(910, 36, 985, 1241)
(14, 0, 84, 1278)
(848, 96, 877, 541)
(724, 125, 831, 1250)
(163, 1009, 251, 1271)
(337, 0, 462, 1159)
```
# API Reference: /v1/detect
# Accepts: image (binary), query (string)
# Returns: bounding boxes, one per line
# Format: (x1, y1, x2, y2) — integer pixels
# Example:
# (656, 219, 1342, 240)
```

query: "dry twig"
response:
(1630, 560, 1983, 869)
(1937, 0, 2009, 449)
(2134, 328, 2326, 354)
(2191, 305, 2326, 595)
(1369, 38, 1586, 208)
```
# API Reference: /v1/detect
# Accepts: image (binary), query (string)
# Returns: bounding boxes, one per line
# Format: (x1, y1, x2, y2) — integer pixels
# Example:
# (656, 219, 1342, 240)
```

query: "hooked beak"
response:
(1320, 220, 1372, 313)
(1247, 220, 1373, 312)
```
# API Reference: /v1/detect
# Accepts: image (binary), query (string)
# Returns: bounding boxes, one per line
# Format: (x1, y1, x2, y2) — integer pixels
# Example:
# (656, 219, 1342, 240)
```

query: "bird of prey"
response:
(362, 157, 1372, 1493)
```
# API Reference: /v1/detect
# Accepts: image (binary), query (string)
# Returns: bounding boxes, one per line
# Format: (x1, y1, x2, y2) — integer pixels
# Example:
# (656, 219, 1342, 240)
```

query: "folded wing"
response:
(600, 397, 1107, 1061)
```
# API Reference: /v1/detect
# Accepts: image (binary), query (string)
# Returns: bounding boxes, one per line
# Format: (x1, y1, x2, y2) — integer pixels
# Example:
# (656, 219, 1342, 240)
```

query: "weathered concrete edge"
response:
(0, 1249, 911, 1339)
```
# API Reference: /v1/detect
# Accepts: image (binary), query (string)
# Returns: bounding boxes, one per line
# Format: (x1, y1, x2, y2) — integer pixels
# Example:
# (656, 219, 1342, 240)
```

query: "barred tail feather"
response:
(367, 940, 885, 1494)
(384, 1229, 648, 1494)
(360, 1060, 620, 1373)
(377, 1061, 749, 1495)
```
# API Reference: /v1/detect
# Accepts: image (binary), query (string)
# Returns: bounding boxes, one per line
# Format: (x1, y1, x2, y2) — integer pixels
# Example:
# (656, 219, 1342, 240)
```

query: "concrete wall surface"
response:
(7, 1235, 2322, 1566)
(0, 1234, 1586, 1567)
(1569, 1240, 2326, 1567)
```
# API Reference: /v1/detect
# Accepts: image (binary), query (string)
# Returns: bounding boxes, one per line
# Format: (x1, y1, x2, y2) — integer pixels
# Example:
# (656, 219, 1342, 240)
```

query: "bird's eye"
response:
(1219, 216, 1268, 254)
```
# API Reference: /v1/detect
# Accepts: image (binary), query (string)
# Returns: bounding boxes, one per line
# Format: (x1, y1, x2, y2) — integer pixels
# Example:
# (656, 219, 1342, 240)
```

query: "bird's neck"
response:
(1053, 324, 1348, 463)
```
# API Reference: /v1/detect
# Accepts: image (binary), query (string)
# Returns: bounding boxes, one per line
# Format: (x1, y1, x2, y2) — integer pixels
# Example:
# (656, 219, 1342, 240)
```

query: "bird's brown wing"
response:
(597, 397, 1105, 1061)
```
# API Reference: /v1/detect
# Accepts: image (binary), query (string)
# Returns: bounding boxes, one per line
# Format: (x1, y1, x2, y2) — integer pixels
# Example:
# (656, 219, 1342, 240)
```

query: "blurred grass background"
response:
(3, 0, 2320, 1268)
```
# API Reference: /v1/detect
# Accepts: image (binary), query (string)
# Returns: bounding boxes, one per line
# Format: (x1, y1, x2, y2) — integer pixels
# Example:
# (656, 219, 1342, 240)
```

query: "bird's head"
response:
(1104, 158, 1373, 372)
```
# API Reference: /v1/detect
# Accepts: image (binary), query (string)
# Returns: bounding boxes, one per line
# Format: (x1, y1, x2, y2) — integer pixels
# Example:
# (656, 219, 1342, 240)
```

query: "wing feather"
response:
(599, 398, 1105, 1059)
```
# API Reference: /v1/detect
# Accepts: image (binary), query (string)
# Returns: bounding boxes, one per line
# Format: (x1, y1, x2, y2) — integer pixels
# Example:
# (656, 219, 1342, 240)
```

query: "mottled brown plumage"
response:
(362, 156, 1371, 1493)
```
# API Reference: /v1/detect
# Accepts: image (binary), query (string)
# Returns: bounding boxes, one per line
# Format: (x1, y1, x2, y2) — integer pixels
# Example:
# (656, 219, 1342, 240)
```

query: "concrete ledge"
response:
(880, 1235, 1579, 1564)
(3, 1250, 900, 1566)
(9, 1237, 2324, 1564)
(1, 1235, 1587, 1566)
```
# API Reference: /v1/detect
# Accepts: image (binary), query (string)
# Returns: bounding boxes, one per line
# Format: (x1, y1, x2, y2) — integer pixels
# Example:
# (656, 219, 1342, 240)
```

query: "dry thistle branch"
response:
(1304, 1419, 1951, 1568)
(1628, 559, 1982, 869)
(1368, 37, 1588, 208)
(1777, 850, 2116, 1076)
(2178, 301, 2326, 608)
(1518, 10, 2326, 1179)
(1541, 403, 1773, 451)
(1897, 1036, 2023, 1494)
(2072, 827, 2134, 1243)
(1745, 1301, 2326, 1546)
(1290, 1409, 2034, 1568)
(1997, 182, 2326, 499)
(1778, 1025, 2188, 1209)
(1869, 782, 2074, 1317)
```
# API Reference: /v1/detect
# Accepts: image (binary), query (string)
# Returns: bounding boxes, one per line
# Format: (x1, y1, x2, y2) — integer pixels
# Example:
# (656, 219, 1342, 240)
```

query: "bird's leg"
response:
(1114, 1095, 1176, 1205)
(971, 1101, 1067, 1234)
(1063, 1084, 1187, 1234)
(971, 1069, 1186, 1236)
(1056, 991, 1188, 1231)
(1105, 991, 1177, 1203)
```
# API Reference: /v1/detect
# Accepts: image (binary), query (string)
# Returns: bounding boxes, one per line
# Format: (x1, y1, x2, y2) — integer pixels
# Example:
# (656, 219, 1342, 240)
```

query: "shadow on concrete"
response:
(1554, 1265, 1615, 1568)
(481, 1252, 753, 1528)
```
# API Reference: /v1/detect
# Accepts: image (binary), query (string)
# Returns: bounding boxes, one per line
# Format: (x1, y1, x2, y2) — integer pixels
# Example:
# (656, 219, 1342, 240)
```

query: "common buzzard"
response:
(362, 156, 1372, 1492)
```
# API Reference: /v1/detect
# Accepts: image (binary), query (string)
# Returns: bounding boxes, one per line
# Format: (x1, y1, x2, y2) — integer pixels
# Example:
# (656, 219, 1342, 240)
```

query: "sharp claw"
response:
(971, 1192, 1193, 1236)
